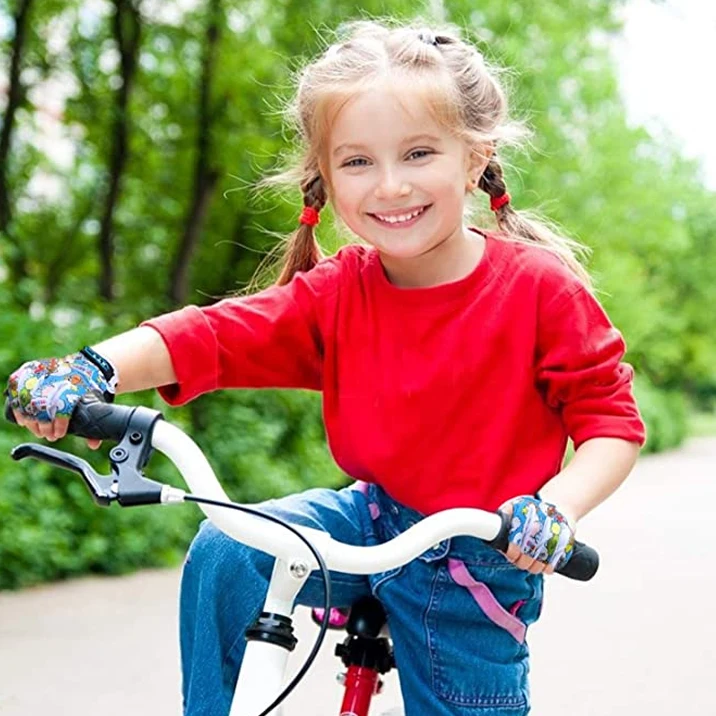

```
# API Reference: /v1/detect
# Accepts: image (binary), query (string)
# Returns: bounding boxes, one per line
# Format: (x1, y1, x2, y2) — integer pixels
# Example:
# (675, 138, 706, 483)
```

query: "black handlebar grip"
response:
(4, 394, 134, 442)
(66, 394, 134, 441)
(488, 510, 599, 581)
(557, 540, 599, 581)
(5, 400, 17, 424)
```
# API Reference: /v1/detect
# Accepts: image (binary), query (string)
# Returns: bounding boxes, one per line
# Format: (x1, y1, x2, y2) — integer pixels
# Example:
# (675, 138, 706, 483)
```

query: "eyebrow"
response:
(332, 133, 443, 156)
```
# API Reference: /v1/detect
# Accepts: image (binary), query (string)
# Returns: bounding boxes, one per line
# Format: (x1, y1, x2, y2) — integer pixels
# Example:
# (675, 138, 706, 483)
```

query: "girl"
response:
(7, 20, 645, 716)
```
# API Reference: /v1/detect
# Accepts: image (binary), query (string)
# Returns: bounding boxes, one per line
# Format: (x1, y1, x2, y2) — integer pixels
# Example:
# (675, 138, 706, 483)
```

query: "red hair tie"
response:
(299, 206, 320, 227)
(490, 192, 511, 212)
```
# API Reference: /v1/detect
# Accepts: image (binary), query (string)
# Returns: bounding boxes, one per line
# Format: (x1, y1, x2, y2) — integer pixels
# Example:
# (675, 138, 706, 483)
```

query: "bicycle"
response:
(6, 395, 598, 716)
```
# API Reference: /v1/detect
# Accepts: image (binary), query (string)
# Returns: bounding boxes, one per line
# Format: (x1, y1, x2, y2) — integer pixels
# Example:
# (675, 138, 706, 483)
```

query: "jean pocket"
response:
(448, 559, 528, 644)
(426, 560, 542, 709)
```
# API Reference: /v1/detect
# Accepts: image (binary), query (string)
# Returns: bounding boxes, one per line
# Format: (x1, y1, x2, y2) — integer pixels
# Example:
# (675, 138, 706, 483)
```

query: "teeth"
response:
(375, 206, 425, 224)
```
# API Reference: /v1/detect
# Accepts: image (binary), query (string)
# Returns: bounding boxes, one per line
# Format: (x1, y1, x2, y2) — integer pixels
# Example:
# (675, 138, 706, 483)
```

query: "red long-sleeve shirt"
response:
(143, 232, 646, 514)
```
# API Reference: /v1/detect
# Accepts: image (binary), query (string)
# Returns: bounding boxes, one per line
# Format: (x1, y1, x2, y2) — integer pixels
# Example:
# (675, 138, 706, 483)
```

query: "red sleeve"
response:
(535, 285, 646, 449)
(141, 255, 343, 406)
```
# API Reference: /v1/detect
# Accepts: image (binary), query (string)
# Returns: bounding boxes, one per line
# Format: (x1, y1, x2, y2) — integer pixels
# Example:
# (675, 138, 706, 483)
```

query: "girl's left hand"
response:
(498, 496, 577, 575)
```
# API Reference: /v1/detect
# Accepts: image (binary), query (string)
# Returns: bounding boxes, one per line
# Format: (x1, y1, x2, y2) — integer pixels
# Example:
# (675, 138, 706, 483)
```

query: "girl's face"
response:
(326, 87, 483, 264)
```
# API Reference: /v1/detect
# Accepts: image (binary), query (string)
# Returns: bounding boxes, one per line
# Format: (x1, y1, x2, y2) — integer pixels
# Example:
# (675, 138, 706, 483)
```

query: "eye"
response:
(341, 157, 369, 168)
(407, 148, 433, 160)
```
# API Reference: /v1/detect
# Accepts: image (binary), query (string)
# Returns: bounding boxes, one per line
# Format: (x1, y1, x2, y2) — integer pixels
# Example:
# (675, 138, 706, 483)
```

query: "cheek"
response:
(331, 191, 351, 220)
(422, 165, 464, 198)
(441, 174, 469, 206)
(331, 177, 364, 216)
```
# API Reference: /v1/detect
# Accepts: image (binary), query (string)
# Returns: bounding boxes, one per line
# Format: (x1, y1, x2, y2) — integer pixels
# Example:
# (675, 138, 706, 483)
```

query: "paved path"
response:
(1, 439, 714, 715)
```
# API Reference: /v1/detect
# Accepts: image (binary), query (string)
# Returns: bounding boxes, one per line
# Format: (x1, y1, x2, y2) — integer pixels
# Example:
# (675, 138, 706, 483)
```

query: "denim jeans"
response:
(179, 483, 544, 715)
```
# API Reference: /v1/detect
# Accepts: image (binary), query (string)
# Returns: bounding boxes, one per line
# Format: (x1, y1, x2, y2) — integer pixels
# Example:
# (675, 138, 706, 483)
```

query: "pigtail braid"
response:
(478, 157, 508, 208)
(478, 157, 592, 287)
(276, 174, 327, 286)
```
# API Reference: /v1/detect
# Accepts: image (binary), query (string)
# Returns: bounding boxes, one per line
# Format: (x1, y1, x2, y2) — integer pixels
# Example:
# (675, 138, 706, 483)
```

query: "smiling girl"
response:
(7, 20, 645, 716)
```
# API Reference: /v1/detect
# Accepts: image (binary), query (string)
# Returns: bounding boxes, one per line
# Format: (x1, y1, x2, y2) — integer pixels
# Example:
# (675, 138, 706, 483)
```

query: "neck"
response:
(379, 226, 485, 288)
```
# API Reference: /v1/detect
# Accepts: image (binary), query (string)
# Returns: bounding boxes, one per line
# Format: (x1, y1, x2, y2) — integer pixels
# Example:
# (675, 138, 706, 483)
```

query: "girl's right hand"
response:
(5, 349, 118, 449)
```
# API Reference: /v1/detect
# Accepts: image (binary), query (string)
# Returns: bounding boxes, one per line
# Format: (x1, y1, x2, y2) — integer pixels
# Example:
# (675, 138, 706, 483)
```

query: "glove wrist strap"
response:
(79, 346, 118, 400)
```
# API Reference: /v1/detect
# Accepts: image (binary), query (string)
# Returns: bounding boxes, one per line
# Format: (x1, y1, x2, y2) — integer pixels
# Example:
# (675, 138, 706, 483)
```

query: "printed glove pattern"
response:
(508, 496, 575, 569)
(7, 352, 117, 422)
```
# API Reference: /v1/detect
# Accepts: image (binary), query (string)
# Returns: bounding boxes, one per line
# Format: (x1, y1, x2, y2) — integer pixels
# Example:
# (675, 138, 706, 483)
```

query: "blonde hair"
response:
(265, 19, 591, 288)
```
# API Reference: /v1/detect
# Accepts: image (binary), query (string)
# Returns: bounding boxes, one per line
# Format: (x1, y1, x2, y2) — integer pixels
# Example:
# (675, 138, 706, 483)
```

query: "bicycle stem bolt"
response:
(289, 560, 310, 578)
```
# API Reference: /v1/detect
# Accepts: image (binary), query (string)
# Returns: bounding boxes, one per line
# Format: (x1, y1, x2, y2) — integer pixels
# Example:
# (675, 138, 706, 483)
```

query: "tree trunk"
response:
(168, 0, 222, 306)
(98, 0, 142, 302)
(43, 197, 96, 304)
(0, 0, 35, 289)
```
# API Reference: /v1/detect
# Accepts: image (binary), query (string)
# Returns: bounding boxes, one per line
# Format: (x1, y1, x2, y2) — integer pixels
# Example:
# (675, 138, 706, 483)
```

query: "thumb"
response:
(498, 494, 534, 518)
(498, 500, 515, 518)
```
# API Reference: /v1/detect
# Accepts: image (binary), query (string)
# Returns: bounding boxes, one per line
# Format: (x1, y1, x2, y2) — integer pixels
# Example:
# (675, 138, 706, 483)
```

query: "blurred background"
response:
(0, 0, 714, 592)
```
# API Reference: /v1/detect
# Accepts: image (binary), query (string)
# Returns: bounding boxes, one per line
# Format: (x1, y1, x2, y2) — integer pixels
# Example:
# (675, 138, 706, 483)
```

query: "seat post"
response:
(335, 597, 395, 716)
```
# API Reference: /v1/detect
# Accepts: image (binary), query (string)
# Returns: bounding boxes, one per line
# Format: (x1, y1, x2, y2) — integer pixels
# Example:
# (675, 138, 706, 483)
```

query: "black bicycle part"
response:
(336, 635, 395, 674)
(5, 392, 131, 440)
(183, 495, 332, 716)
(335, 596, 395, 674)
(486, 509, 599, 581)
(246, 613, 298, 651)
(9, 396, 165, 507)
(346, 596, 389, 639)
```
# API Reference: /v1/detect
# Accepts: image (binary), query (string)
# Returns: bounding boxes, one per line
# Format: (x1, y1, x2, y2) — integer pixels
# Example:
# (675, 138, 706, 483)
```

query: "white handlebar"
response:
(152, 421, 504, 574)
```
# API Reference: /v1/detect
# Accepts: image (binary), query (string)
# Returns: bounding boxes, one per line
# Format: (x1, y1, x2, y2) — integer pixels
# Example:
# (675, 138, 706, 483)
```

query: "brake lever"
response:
(10, 406, 166, 507)
(11, 443, 116, 506)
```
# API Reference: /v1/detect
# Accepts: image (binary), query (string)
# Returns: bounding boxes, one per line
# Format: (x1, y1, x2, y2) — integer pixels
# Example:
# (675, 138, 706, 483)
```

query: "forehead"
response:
(329, 87, 453, 155)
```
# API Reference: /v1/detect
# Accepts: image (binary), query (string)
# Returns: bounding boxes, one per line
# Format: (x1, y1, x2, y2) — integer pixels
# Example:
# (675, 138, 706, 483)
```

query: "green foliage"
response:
(689, 409, 716, 438)
(632, 375, 688, 454)
(0, 425, 198, 589)
(0, 303, 341, 589)
(0, 387, 342, 589)
(190, 390, 345, 504)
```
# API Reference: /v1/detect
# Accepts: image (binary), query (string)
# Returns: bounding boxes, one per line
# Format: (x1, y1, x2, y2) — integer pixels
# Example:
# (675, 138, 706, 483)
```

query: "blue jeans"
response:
(179, 483, 544, 715)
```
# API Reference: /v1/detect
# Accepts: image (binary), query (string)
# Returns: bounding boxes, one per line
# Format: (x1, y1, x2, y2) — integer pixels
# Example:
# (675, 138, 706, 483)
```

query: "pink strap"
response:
(447, 558, 526, 644)
(355, 481, 381, 519)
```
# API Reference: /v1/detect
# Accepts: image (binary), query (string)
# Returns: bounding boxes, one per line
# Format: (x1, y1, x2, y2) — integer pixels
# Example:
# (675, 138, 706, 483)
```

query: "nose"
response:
(374, 165, 411, 200)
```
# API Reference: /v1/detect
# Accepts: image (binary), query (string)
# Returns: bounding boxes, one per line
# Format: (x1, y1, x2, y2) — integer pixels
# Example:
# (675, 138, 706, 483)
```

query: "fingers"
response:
(505, 542, 521, 563)
(13, 412, 71, 443)
(14, 407, 102, 449)
(53, 416, 70, 441)
(505, 541, 550, 575)
(36, 420, 56, 441)
(504, 515, 548, 574)
(13, 413, 43, 439)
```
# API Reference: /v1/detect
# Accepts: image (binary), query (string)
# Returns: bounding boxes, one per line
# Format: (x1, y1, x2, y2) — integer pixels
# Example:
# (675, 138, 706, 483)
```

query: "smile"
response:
(370, 205, 431, 227)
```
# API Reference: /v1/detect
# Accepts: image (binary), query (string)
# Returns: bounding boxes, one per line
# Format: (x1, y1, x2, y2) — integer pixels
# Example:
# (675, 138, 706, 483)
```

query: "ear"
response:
(465, 142, 494, 190)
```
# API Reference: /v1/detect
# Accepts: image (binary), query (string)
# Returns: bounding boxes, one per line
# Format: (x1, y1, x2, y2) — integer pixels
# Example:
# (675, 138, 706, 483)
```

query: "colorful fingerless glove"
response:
(6, 346, 118, 422)
(507, 496, 575, 570)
